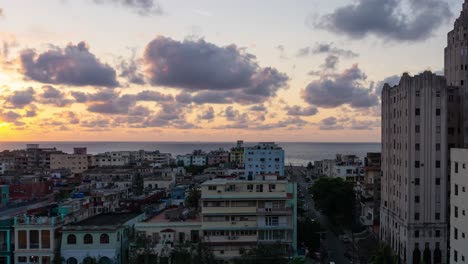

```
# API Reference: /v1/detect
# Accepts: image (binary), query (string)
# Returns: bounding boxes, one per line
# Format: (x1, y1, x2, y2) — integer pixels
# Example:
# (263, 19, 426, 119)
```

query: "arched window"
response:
(67, 234, 76, 244)
(100, 234, 109, 244)
(84, 234, 93, 244)
(98, 257, 112, 264)
(66, 258, 77, 264)
(83, 257, 95, 264)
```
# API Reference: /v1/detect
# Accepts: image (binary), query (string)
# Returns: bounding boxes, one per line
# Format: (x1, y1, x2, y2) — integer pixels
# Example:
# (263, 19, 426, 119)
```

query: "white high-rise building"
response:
(381, 72, 452, 264)
(450, 148, 468, 263)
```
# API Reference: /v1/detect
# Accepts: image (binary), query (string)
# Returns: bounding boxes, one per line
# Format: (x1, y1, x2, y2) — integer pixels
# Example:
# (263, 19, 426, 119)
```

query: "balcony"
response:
(257, 208, 292, 215)
(202, 207, 257, 215)
(202, 220, 257, 230)
(204, 235, 257, 243)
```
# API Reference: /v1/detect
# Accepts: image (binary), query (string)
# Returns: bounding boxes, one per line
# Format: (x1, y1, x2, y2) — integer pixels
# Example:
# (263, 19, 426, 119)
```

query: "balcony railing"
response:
(257, 208, 292, 214)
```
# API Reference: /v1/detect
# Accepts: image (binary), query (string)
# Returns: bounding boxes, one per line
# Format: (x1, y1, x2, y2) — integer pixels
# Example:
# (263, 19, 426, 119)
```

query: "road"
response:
(295, 168, 350, 264)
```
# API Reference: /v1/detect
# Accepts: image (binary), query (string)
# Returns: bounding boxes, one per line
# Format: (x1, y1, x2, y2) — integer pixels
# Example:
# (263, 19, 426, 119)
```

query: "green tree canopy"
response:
(369, 245, 398, 264)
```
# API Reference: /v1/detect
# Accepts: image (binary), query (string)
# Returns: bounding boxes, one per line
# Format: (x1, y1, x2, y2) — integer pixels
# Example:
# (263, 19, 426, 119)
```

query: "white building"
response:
(192, 155, 207, 166)
(176, 155, 192, 167)
(244, 142, 285, 180)
(450, 148, 468, 263)
(380, 72, 453, 263)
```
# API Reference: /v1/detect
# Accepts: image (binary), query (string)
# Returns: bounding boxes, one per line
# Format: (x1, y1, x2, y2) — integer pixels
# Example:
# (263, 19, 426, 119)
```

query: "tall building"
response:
(445, 0, 468, 148)
(381, 72, 451, 263)
(200, 178, 297, 261)
(244, 142, 285, 180)
(449, 148, 468, 263)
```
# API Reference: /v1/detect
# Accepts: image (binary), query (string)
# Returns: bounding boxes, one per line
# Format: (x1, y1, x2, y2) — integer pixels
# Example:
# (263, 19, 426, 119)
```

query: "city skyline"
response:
(0, 0, 461, 142)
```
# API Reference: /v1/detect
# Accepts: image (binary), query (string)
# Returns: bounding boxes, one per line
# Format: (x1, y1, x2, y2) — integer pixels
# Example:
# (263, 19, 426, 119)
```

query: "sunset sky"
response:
(0, 0, 461, 142)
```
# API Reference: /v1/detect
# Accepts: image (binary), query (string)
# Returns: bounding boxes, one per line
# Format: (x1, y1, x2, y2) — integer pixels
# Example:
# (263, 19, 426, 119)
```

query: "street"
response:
(294, 167, 350, 264)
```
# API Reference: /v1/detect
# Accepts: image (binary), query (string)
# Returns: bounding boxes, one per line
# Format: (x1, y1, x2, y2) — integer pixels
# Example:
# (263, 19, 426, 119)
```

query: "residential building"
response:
(0, 162, 13, 175)
(176, 155, 192, 167)
(50, 153, 91, 175)
(207, 149, 230, 166)
(230, 140, 245, 168)
(0, 186, 8, 208)
(450, 149, 468, 263)
(380, 72, 452, 263)
(13, 215, 64, 264)
(192, 154, 207, 166)
(358, 153, 381, 233)
(200, 178, 297, 260)
(92, 154, 128, 167)
(61, 213, 144, 264)
(0, 219, 12, 264)
(244, 142, 285, 180)
(134, 208, 202, 258)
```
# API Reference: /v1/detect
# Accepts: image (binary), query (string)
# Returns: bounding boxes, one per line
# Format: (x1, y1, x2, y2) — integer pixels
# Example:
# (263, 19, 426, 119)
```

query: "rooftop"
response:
(68, 212, 140, 227)
(145, 208, 201, 224)
(201, 178, 288, 186)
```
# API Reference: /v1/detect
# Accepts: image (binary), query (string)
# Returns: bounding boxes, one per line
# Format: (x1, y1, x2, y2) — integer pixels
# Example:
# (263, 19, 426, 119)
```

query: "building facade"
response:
(50, 154, 91, 175)
(200, 179, 297, 260)
(380, 72, 450, 264)
(244, 142, 285, 180)
(450, 148, 468, 263)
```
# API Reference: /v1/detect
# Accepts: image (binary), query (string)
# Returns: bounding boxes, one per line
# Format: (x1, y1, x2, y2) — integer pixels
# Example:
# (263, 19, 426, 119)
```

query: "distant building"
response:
(73, 148, 88, 155)
(200, 178, 297, 260)
(450, 148, 468, 263)
(50, 153, 92, 175)
(0, 219, 13, 264)
(0, 185, 8, 208)
(244, 142, 285, 180)
(61, 213, 144, 264)
(176, 155, 192, 167)
(230, 140, 245, 168)
(358, 153, 381, 233)
(207, 149, 230, 166)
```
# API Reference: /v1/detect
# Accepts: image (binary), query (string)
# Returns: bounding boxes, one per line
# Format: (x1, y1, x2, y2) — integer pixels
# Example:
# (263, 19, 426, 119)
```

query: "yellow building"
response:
(50, 154, 92, 175)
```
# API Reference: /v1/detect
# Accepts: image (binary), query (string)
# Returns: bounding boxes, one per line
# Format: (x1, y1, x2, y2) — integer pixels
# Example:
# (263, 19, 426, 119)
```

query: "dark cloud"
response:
(93, 0, 163, 16)
(135, 90, 173, 102)
(0, 111, 21, 123)
(197, 106, 215, 120)
(319, 117, 344, 130)
(285, 105, 318, 116)
(87, 94, 139, 115)
(118, 56, 145, 85)
(323, 55, 339, 70)
(139, 103, 197, 129)
(39, 85, 73, 107)
(249, 105, 267, 112)
(3, 87, 35, 108)
(143, 36, 288, 104)
(302, 64, 379, 109)
(297, 43, 358, 58)
(375, 75, 400, 95)
(19, 41, 119, 87)
(224, 106, 248, 123)
(312, 0, 451, 41)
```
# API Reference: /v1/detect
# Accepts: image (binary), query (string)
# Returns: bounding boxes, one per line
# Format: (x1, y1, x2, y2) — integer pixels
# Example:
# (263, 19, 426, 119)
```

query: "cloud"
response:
(249, 105, 267, 112)
(311, 0, 451, 41)
(349, 119, 380, 130)
(302, 64, 379, 109)
(93, 0, 163, 16)
(0, 111, 21, 123)
(297, 43, 358, 58)
(118, 54, 145, 85)
(19, 41, 119, 87)
(323, 55, 339, 70)
(374, 74, 400, 95)
(39, 85, 73, 107)
(3, 87, 35, 108)
(319, 117, 344, 130)
(143, 36, 288, 104)
(197, 106, 215, 120)
(285, 105, 318, 116)
(0, 8, 3, 18)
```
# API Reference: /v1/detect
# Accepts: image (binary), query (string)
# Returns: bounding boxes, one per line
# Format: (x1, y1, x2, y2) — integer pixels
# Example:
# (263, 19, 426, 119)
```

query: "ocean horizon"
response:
(0, 141, 381, 166)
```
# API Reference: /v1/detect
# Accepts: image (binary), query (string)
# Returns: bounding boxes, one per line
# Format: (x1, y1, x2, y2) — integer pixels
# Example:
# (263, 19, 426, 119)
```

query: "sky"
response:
(0, 0, 463, 142)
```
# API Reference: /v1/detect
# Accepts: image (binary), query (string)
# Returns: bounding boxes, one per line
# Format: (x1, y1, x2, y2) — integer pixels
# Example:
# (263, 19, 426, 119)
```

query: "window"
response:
(268, 184, 276, 192)
(455, 250, 458, 262)
(415, 108, 420, 116)
(455, 206, 459, 218)
(455, 162, 459, 173)
(415, 213, 420, 220)
(436, 160, 441, 168)
(436, 178, 440, 185)
(41, 230, 50, 249)
(415, 230, 419, 238)
(208, 186, 216, 191)
(436, 109, 441, 116)
(415, 144, 420, 151)
(415, 161, 420, 168)
(100, 234, 109, 244)
(435, 213, 440, 220)
(84, 234, 93, 244)
(415, 178, 420, 186)
(18, 230, 27, 249)
(67, 258, 78, 264)
(67, 234, 76, 244)
(455, 184, 459, 196)
(436, 144, 441, 151)
(265, 216, 279, 226)
(30, 230, 39, 249)
(435, 230, 440, 237)
(415, 125, 420, 133)
(247, 184, 253, 191)
(455, 227, 459, 240)
(256, 184, 263, 192)
(18, 257, 27, 263)
(415, 196, 420, 203)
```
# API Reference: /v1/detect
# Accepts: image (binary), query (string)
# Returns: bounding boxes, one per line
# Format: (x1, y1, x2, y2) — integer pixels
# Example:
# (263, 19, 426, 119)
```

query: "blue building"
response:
(170, 185, 189, 206)
(244, 142, 285, 180)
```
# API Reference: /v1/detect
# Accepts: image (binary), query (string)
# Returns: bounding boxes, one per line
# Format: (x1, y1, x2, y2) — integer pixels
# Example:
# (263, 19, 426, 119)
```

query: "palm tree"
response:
(369, 245, 398, 264)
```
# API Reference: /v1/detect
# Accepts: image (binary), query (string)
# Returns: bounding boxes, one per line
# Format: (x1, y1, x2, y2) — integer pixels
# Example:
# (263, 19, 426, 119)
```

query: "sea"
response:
(0, 142, 381, 166)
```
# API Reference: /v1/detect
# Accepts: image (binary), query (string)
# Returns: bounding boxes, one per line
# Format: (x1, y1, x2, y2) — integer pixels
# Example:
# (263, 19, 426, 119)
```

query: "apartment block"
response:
(381, 72, 451, 263)
(244, 142, 285, 180)
(450, 149, 468, 263)
(200, 179, 297, 260)
(50, 153, 92, 175)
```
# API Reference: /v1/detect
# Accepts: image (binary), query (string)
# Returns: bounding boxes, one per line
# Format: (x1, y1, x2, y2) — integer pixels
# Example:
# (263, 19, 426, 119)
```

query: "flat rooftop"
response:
(69, 212, 140, 227)
(145, 208, 201, 223)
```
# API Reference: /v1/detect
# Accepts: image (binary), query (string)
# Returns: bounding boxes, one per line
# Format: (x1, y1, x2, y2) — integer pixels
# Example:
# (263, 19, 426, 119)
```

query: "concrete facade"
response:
(380, 72, 450, 264)
(244, 142, 285, 180)
(450, 148, 468, 263)
(50, 154, 91, 175)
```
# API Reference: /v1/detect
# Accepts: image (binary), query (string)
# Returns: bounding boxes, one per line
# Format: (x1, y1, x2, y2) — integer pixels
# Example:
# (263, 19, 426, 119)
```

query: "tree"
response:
(185, 187, 201, 209)
(297, 217, 322, 252)
(307, 162, 313, 170)
(369, 245, 398, 264)
(128, 233, 157, 264)
(170, 242, 215, 264)
(309, 177, 355, 228)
